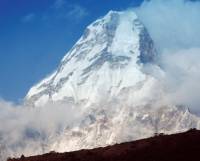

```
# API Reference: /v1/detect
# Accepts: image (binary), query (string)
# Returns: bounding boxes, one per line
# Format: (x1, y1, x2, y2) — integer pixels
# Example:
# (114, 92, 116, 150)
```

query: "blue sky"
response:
(0, 0, 144, 102)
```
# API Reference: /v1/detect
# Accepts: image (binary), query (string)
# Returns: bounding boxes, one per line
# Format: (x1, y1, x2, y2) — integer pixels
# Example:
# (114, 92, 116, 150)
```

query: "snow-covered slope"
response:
(25, 11, 156, 107)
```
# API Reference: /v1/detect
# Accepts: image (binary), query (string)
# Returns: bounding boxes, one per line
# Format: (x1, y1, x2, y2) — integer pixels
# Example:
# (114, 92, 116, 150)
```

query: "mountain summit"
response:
(26, 11, 157, 107)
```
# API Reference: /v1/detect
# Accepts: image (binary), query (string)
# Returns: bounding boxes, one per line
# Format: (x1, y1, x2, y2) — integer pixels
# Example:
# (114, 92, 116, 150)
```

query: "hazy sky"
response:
(0, 0, 143, 102)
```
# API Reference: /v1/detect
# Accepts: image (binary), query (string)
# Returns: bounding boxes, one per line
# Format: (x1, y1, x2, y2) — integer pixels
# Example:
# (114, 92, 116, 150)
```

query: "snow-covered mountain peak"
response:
(62, 10, 145, 62)
(2, 11, 200, 159)
(26, 10, 157, 107)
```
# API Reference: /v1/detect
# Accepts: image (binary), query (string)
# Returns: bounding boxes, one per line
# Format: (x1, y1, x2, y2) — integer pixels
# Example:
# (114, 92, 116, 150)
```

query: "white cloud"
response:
(21, 13, 36, 23)
(22, 1, 89, 23)
(159, 48, 200, 112)
(52, 0, 89, 21)
(0, 100, 82, 160)
(67, 4, 89, 20)
(135, 0, 200, 52)
(53, 0, 66, 9)
(134, 0, 200, 112)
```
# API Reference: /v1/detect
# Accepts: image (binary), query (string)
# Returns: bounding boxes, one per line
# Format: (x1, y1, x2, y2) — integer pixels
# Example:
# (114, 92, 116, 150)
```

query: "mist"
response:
(0, 100, 83, 160)
(135, 0, 200, 52)
(135, 0, 200, 112)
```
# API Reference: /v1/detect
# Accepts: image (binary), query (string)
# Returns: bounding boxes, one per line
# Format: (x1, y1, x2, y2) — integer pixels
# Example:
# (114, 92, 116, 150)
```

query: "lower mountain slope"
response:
(8, 129, 200, 161)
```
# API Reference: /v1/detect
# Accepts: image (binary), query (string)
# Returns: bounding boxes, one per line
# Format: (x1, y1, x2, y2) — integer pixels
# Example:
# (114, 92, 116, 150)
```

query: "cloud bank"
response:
(0, 100, 83, 161)
(135, 0, 200, 112)
(136, 0, 200, 51)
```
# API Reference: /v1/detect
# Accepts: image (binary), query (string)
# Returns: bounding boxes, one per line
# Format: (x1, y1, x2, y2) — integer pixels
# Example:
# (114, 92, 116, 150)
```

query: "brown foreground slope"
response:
(8, 129, 200, 161)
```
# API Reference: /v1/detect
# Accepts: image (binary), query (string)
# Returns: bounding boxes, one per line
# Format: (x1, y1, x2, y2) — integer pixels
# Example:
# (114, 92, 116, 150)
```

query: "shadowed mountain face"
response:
(8, 129, 200, 161)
